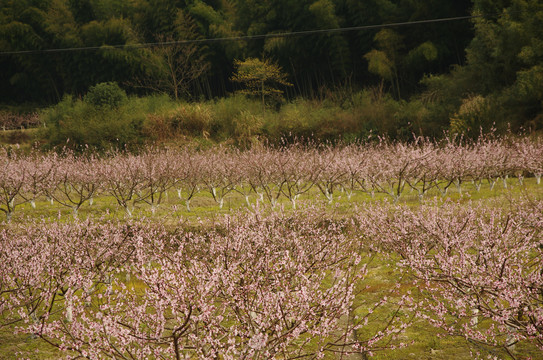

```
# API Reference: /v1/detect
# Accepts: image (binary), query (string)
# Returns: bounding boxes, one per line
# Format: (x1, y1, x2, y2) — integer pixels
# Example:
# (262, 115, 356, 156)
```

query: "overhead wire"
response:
(0, 14, 483, 56)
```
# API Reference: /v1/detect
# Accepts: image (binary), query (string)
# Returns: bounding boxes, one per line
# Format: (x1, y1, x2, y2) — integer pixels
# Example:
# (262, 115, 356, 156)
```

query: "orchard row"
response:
(1, 199, 541, 359)
(1, 136, 543, 219)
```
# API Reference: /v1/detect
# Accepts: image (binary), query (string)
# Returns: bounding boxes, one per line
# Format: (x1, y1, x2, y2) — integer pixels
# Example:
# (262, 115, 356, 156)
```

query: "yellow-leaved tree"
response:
(231, 58, 292, 107)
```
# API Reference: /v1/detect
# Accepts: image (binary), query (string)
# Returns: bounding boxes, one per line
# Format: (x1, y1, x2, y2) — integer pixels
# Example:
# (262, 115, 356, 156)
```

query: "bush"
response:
(84, 82, 128, 108)
(231, 110, 263, 147)
(170, 104, 213, 136)
(264, 95, 404, 143)
(264, 100, 333, 141)
(40, 88, 461, 151)
(208, 94, 263, 138)
(449, 95, 505, 138)
(41, 95, 144, 151)
(142, 101, 214, 142)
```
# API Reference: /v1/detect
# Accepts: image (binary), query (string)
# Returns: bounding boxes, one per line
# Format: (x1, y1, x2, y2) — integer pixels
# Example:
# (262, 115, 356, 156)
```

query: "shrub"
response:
(170, 104, 213, 136)
(208, 94, 263, 138)
(41, 95, 144, 151)
(84, 82, 128, 108)
(231, 110, 263, 147)
(449, 95, 503, 138)
(132, 94, 178, 114)
(262, 100, 331, 142)
(394, 100, 431, 139)
(339, 90, 399, 139)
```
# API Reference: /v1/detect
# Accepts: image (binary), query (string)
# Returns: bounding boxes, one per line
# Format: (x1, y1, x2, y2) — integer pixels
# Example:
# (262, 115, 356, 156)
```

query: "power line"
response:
(0, 14, 481, 56)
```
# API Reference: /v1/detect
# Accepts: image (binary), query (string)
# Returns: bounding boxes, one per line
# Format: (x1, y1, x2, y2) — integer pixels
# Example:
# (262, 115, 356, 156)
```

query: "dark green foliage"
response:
(68, 0, 95, 24)
(0, 0, 474, 104)
(2, 0, 543, 141)
(84, 82, 127, 108)
(420, 0, 543, 137)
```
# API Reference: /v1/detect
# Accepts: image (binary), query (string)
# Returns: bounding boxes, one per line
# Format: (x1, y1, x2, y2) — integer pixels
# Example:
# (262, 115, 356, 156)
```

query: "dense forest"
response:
(1, 0, 542, 144)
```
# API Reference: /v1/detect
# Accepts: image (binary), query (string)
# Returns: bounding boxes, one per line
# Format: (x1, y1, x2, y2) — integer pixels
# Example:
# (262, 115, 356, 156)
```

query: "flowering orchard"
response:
(356, 199, 543, 357)
(1, 208, 414, 359)
(1, 136, 542, 359)
(1, 198, 542, 358)
(1, 136, 543, 220)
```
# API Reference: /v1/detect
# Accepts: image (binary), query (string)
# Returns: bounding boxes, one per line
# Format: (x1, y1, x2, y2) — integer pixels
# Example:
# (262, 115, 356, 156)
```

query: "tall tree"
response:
(0, 0, 63, 102)
(134, 10, 211, 99)
(424, 0, 543, 134)
(231, 57, 292, 106)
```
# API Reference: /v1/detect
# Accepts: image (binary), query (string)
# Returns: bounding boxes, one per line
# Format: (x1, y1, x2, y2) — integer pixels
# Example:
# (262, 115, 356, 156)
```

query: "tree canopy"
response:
(1, 0, 542, 137)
